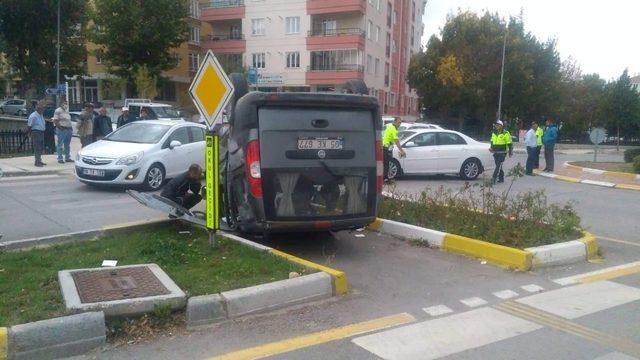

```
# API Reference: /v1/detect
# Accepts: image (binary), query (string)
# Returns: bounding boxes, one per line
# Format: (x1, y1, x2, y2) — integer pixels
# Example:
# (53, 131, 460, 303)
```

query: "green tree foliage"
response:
(0, 0, 87, 93)
(90, 0, 189, 83)
(601, 70, 640, 148)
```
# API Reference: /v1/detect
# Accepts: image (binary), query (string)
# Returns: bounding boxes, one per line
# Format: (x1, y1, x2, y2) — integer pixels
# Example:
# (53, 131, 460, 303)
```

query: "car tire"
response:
(460, 158, 481, 180)
(388, 158, 402, 180)
(143, 163, 165, 191)
(17, 110, 24, 117)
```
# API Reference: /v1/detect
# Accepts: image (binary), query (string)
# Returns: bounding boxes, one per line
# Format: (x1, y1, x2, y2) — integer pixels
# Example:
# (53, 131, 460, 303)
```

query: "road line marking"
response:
(0, 178, 68, 187)
(596, 235, 640, 248)
(0, 174, 60, 182)
(352, 307, 541, 360)
(423, 305, 453, 317)
(520, 284, 544, 293)
(553, 261, 640, 285)
(460, 297, 488, 307)
(493, 289, 519, 299)
(594, 351, 639, 360)
(516, 281, 640, 319)
(206, 313, 415, 360)
(578, 264, 640, 284)
(495, 301, 640, 358)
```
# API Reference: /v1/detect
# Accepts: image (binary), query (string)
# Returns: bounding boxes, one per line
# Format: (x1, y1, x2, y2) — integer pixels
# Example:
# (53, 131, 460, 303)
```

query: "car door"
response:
(401, 132, 438, 174)
(187, 126, 206, 167)
(4, 100, 17, 114)
(160, 126, 191, 178)
(435, 132, 468, 173)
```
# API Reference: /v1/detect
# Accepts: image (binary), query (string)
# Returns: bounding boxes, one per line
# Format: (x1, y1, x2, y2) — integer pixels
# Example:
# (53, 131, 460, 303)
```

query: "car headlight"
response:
(116, 151, 143, 166)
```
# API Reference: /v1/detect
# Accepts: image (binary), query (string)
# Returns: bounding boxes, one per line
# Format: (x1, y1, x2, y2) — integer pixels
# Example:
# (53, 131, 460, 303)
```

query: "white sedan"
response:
(389, 129, 495, 180)
(75, 120, 206, 190)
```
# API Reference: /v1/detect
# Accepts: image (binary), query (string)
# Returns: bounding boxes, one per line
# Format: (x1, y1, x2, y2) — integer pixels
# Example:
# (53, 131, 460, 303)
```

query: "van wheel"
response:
(144, 164, 165, 191)
(460, 158, 481, 180)
(344, 80, 369, 95)
(388, 159, 402, 180)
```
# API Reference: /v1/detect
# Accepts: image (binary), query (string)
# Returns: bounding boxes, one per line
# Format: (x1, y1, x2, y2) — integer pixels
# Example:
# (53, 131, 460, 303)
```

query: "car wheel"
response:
(17, 110, 24, 117)
(460, 158, 481, 180)
(144, 164, 165, 191)
(388, 159, 402, 180)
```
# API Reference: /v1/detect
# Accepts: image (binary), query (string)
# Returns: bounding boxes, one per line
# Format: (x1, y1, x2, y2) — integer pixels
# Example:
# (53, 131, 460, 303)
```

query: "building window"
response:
(384, 62, 389, 86)
(376, 0, 381, 11)
(387, 2, 392, 27)
(252, 53, 266, 68)
(390, 92, 396, 106)
(286, 52, 300, 68)
(189, 0, 201, 18)
(310, 49, 363, 71)
(412, 1, 416, 21)
(188, 53, 200, 73)
(230, 24, 242, 39)
(386, 32, 391, 57)
(375, 58, 380, 76)
(393, 11, 397, 24)
(189, 25, 200, 45)
(251, 18, 265, 36)
(285, 16, 300, 34)
(367, 20, 373, 40)
(411, 26, 415, 46)
(376, 26, 380, 42)
(366, 55, 373, 74)
(218, 53, 244, 73)
(392, 39, 396, 53)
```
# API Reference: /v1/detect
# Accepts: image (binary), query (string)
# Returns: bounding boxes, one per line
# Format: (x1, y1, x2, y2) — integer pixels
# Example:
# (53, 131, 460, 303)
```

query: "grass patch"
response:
(0, 223, 306, 327)
(570, 161, 636, 174)
(380, 166, 581, 249)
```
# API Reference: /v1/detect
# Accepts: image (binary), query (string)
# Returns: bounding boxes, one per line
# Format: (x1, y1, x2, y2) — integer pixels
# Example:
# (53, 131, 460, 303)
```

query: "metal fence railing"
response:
(308, 28, 365, 37)
(0, 129, 33, 155)
(204, 0, 244, 8)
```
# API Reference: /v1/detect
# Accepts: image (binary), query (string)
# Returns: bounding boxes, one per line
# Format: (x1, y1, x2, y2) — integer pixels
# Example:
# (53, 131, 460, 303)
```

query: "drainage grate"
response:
(71, 266, 171, 303)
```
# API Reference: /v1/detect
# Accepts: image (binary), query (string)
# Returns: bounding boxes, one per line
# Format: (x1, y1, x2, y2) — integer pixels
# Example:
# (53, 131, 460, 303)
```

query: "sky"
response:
(421, 0, 639, 80)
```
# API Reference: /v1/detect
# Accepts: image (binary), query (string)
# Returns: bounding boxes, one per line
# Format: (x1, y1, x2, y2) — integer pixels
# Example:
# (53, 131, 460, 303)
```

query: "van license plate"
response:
(297, 137, 343, 150)
(83, 169, 105, 177)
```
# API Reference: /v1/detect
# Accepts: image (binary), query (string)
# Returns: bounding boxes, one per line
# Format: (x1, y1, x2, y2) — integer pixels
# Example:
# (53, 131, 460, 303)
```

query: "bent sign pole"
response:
(188, 50, 235, 244)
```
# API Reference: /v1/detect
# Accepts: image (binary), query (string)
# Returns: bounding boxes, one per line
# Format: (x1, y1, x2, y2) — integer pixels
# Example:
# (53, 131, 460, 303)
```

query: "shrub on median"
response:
(623, 148, 640, 162)
(379, 182, 581, 249)
(634, 155, 640, 174)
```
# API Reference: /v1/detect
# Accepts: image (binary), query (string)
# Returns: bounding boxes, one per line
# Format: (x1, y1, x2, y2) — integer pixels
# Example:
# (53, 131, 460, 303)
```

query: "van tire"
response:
(344, 80, 369, 95)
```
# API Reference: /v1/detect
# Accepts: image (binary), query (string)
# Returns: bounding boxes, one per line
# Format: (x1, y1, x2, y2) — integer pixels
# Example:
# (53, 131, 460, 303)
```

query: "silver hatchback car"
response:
(0, 99, 27, 116)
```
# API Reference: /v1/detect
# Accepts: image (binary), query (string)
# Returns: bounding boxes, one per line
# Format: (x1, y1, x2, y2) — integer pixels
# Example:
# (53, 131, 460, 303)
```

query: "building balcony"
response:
(201, 34, 246, 54)
(201, 0, 245, 21)
(305, 64, 364, 85)
(307, 0, 366, 15)
(306, 28, 365, 50)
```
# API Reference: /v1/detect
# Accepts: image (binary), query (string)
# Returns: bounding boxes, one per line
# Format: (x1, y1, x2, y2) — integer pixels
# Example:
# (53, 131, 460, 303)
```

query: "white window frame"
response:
(367, 20, 373, 40)
(375, 58, 380, 76)
(188, 53, 200, 73)
(285, 16, 300, 35)
(286, 51, 300, 68)
(251, 18, 266, 36)
(189, 0, 201, 18)
(366, 55, 373, 74)
(252, 53, 266, 69)
(375, 26, 380, 42)
(189, 25, 200, 45)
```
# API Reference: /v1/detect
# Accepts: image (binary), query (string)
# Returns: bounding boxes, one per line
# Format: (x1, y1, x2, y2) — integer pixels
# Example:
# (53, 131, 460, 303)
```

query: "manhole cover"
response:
(71, 266, 170, 303)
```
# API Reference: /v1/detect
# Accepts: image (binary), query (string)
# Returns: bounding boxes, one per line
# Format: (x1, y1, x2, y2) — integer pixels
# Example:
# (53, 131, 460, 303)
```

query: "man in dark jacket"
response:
(117, 107, 131, 128)
(160, 164, 203, 210)
(542, 118, 559, 172)
(93, 107, 113, 141)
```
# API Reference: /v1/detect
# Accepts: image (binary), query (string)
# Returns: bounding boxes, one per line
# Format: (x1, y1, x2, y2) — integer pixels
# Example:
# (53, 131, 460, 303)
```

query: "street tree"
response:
(89, 0, 189, 91)
(602, 70, 640, 150)
(0, 0, 87, 95)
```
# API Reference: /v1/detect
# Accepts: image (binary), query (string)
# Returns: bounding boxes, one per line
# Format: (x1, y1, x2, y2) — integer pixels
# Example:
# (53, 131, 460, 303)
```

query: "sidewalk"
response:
(535, 162, 640, 191)
(0, 137, 81, 176)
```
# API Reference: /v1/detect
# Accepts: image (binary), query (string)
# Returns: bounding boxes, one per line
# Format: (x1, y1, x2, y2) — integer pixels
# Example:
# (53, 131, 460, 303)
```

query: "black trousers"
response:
(383, 147, 392, 180)
(544, 144, 555, 171)
(526, 147, 536, 174)
(492, 153, 507, 182)
(174, 193, 202, 210)
(534, 146, 542, 168)
(31, 130, 44, 164)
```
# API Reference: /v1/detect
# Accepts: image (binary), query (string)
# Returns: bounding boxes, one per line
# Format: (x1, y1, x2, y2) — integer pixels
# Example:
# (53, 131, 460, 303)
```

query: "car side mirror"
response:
(404, 141, 417, 148)
(169, 140, 182, 150)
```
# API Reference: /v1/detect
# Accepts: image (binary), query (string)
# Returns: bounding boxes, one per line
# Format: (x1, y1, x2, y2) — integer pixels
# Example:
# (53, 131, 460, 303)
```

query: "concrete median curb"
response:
(368, 218, 597, 271)
(533, 165, 640, 192)
(2, 312, 106, 360)
(564, 161, 640, 180)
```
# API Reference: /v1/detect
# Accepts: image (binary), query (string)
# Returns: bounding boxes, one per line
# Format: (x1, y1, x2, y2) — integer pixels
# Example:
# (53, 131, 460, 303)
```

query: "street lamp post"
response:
(56, 0, 61, 105)
(497, 24, 508, 121)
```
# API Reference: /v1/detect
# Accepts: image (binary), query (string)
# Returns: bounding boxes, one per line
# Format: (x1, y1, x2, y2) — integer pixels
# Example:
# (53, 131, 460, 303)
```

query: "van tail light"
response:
(245, 140, 263, 198)
(375, 140, 383, 193)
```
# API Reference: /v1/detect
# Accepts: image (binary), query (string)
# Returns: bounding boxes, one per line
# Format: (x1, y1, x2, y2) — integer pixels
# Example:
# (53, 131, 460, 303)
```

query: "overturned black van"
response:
(221, 78, 383, 235)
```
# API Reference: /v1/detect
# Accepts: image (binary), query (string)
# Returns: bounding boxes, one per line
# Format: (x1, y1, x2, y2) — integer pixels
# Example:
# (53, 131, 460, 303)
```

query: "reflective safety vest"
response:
(491, 130, 512, 152)
(536, 127, 543, 146)
(383, 123, 398, 147)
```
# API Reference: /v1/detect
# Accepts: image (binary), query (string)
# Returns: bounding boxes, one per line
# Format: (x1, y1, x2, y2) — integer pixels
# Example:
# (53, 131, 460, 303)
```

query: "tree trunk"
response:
(616, 125, 620, 152)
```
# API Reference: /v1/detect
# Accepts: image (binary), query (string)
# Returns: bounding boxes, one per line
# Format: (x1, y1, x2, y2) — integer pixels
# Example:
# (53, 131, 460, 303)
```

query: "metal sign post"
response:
(188, 50, 234, 246)
(589, 127, 606, 163)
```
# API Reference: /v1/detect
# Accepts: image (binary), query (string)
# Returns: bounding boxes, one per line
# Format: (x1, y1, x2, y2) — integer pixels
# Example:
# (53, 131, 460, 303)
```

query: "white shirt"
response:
(524, 129, 537, 148)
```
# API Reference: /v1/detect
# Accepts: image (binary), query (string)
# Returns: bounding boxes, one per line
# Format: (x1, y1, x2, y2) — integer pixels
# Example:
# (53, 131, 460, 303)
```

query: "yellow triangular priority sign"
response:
(188, 50, 234, 129)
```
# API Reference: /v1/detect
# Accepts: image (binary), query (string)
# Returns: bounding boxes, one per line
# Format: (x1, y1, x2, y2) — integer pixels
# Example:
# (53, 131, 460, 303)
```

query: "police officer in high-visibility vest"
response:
(534, 123, 544, 169)
(490, 120, 513, 184)
(382, 117, 406, 180)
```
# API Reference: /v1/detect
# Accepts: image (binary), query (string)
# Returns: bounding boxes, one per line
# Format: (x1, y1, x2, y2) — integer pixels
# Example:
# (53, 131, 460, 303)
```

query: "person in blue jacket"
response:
(543, 118, 559, 172)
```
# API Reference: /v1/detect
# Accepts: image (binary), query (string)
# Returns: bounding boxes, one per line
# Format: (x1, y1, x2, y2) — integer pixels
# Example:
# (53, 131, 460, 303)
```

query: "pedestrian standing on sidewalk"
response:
(43, 102, 56, 154)
(489, 120, 513, 184)
(52, 99, 74, 164)
(543, 118, 559, 172)
(524, 122, 539, 175)
(27, 101, 46, 167)
(77, 103, 95, 147)
(534, 120, 544, 169)
(93, 107, 113, 141)
(117, 107, 130, 128)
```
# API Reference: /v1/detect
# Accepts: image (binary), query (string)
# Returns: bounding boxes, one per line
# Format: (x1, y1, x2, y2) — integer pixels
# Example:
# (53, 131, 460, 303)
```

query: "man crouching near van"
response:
(382, 117, 406, 181)
(161, 164, 203, 211)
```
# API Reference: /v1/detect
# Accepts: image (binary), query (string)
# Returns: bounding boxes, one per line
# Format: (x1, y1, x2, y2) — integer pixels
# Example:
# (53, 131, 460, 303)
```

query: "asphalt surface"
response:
(1, 151, 639, 360)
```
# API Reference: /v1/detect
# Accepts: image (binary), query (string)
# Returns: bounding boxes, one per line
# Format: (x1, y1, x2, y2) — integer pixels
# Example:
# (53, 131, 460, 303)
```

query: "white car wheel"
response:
(460, 159, 481, 180)
(388, 159, 402, 180)
(144, 164, 165, 191)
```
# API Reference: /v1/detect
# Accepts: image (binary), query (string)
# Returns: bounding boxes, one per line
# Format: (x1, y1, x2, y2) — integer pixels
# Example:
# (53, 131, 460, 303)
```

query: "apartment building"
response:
(201, 0, 426, 119)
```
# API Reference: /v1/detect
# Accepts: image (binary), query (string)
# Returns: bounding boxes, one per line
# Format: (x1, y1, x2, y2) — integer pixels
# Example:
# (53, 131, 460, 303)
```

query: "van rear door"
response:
(258, 107, 376, 220)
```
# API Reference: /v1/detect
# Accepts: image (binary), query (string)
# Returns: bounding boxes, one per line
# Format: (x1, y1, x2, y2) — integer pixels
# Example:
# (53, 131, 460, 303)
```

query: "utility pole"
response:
(56, 0, 61, 105)
(497, 24, 508, 121)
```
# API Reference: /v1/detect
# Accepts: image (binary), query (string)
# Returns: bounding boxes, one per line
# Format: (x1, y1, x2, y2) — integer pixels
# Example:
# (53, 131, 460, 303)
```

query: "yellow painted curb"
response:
(603, 170, 638, 180)
(555, 175, 581, 183)
(269, 249, 349, 295)
(442, 234, 532, 271)
(0, 327, 7, 360)
(616, 183, 640, 191)
(578, 231, 599, 260)
(366, 218, 383, 232)
(564, 163, 582, 171)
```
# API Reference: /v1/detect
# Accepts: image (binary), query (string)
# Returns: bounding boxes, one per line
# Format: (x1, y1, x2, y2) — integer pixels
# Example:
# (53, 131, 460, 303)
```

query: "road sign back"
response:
(188, 50, 234, 130)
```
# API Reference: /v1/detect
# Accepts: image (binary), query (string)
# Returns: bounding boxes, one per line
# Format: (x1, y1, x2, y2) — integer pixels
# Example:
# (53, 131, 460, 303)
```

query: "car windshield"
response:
(153, 107, 180, 118)
(399, 131, 416, 141)
(104, 123, 171, 144)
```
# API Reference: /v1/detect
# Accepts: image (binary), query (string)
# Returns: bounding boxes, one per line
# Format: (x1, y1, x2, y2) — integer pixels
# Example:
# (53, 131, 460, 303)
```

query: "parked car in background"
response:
(127, 102, 185, 121)
(388, 129, 494, 180)
(75, 120, 206, 190)
(0, 99, 27, 116)
(398, 122, 443, 131)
